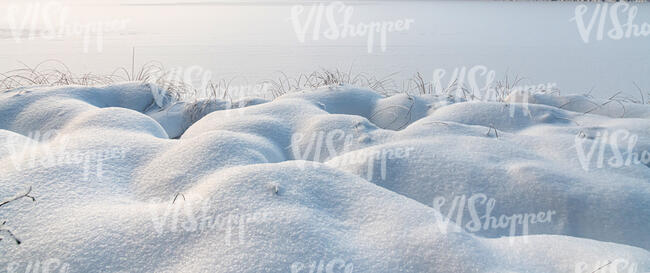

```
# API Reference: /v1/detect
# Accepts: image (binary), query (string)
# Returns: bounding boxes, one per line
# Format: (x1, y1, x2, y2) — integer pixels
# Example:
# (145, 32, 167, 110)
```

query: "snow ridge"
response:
(0, 83, 649, 273)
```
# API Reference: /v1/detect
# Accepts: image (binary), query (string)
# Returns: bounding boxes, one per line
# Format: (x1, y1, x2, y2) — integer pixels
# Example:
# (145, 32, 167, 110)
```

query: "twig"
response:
(590, 261, 612, 273)
(0, 222, 22, 244)
(633, 82, 645, 104)
(0, 186, 36, 245)
(486, 124, 499, 139)
(172, 192, 185, 204)
(0, 186, 35, 208)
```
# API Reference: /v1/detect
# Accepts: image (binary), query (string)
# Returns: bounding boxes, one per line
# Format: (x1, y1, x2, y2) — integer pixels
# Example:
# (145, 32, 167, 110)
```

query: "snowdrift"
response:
(0, 83, 649, 273)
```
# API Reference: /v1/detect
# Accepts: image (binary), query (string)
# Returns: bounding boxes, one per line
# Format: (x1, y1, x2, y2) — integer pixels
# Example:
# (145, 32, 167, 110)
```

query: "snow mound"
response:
(1, 84, 649, 272)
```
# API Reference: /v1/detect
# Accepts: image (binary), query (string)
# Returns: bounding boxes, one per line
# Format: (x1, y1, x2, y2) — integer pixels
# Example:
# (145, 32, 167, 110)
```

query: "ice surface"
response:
(0, 83, 648, 272)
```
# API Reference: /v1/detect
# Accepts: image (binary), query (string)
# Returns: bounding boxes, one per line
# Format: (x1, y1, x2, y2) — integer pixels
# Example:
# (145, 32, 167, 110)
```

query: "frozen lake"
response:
(1, 0, 649, 99)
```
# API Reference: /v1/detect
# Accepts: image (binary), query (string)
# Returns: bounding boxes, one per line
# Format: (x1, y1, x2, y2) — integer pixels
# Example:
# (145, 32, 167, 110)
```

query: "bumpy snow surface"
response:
(1, 83, 649, 273)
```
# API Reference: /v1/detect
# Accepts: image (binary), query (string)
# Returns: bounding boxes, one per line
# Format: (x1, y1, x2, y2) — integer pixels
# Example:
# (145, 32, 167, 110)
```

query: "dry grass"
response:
(405, 72, 563, 103)
(408, 71, 461, 97)
(0, 60, 113, 89)
(1, 59, 647, 110)
(262, 68, 399, 97)
(0, 186, 35, 245)
(557, 86, 650, 118)
(0, 61, 401, 99)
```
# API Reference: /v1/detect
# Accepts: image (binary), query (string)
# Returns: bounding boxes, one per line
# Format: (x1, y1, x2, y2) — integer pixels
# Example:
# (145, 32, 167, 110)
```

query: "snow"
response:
(0, 83, 649, 272)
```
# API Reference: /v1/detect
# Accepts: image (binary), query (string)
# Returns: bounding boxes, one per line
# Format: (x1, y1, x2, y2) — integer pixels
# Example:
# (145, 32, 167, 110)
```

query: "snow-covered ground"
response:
(1, 83, 649, 272)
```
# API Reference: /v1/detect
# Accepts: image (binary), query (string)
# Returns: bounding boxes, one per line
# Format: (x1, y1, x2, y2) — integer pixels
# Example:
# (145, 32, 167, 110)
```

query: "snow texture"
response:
(0, 83, 649, 273)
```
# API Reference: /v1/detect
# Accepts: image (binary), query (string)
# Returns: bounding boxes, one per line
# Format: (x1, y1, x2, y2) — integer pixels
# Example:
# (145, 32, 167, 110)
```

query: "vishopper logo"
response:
(214, 82, 272, 99)
(575, 258, 649, 273)
(148, 65, 216, 107)
(289, 129, 415, 180)
(571, 2, 650, 43)
(432, 194, 556, 244)
(147, 196, 271, 246)
(290, 259, 354, 273)
(574, 128, 650, 172)
(4, 1, 130, 53)
(148, 65, 271, 107)
(432, 65, 496, 98)
(5, 258, 70, 273)
(430, 65, 557, 118)
(3, 130, 128, 181)
(289, 1, 415, 53)
(431, 65, 557, 101)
